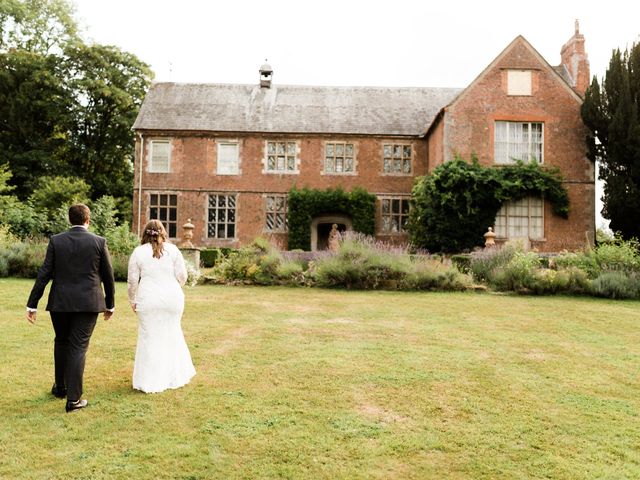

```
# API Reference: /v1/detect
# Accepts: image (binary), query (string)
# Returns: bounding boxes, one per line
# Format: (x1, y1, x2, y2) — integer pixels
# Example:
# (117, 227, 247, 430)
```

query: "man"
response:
(26, 204, 115, 412)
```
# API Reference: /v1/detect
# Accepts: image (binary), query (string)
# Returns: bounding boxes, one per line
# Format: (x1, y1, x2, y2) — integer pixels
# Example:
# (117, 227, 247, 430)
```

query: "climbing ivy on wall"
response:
(287, 187, 376, 251)
(408, 157, 570, 253)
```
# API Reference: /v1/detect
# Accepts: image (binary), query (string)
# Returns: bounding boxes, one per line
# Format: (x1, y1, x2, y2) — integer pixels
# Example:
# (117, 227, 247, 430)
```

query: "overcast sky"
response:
(72, 0, 638, 88)
(71, 0, 639, 228)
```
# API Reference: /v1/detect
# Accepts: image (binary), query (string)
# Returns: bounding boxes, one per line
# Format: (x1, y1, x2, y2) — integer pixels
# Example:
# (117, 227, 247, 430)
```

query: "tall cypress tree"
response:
(582, 43, 640, 239)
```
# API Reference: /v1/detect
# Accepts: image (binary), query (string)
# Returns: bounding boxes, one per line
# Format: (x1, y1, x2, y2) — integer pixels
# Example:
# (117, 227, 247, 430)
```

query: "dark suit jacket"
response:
(27, 226, 115, 312)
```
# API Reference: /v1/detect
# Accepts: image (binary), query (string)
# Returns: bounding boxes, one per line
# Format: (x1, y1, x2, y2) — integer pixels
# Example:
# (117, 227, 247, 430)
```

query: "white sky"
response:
(72, 0, 640, 228)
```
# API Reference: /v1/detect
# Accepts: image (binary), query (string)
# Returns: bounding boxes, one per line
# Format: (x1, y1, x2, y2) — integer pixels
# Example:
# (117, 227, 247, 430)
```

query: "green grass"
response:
(1, 278, 640, 479)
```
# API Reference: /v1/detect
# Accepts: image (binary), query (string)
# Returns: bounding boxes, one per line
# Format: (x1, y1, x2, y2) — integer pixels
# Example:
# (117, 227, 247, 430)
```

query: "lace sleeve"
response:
(127, 248, 141, 304)
(173, 246, 188, 286)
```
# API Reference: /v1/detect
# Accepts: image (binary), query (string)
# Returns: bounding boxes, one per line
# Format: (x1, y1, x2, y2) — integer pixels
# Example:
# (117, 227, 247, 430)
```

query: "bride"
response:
(127, 220, 196, 393)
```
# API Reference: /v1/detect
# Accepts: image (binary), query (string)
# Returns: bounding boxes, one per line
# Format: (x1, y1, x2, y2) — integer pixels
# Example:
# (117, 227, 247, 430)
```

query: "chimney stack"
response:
(259, 62, 273, 88)
(560, 20, 590, 96)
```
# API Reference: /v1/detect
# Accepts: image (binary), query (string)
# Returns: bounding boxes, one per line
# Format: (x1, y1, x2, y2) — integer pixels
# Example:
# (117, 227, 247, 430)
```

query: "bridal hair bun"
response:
(146, 229, 160, 237)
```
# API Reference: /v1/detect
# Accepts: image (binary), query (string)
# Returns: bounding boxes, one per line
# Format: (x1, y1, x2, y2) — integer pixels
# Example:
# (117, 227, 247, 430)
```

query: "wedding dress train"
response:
(127, 242, 196, 393)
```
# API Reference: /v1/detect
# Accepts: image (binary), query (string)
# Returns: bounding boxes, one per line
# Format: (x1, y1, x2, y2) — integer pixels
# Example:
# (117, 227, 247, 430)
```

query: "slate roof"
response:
(133, 83, 462, 136)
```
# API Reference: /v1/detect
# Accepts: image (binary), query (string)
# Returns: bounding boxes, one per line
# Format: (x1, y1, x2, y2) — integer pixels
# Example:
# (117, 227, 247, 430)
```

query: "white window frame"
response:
(494, 196, 544, 240)
(379, 196, 410, 234)
(264, 194, 288, 232)
(382, 143, 412, 175)
(216, 140, 240, 175)
(507, 70, 532, 96)
(494, 121, 544, 164)
(207, 193, 237, 240)
(149, 139, 171, 173)
(324, 142, 356, 175)
(263, 141, 299, 174)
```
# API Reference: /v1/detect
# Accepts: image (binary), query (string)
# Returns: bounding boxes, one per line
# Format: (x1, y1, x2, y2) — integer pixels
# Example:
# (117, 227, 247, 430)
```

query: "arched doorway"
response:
(311, 215, 352, 251)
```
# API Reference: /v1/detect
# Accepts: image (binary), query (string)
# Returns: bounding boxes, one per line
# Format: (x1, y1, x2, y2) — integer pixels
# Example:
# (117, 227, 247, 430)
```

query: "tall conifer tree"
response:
(582, 43, 640, 239)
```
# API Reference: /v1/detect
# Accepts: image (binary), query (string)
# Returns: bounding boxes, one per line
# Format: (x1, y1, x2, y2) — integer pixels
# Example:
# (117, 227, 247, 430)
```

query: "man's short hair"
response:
(68, 204, 91, 226)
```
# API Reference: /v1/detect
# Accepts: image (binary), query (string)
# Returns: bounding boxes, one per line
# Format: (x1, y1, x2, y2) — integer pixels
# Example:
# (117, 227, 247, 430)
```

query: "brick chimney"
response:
(560, 20, 590, 96)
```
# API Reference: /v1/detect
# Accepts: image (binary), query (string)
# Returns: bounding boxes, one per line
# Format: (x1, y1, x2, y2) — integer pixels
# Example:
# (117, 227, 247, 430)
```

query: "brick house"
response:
(132, 26, 594, 252)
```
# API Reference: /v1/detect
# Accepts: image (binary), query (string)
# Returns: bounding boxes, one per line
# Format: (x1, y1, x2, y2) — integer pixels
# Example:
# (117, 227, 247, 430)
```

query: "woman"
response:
(127, 220, 196, 393)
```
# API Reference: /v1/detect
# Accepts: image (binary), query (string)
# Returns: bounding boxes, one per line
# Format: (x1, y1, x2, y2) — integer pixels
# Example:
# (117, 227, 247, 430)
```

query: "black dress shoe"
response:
(51, 384, 66, 399)
(65, 399, 88, 412)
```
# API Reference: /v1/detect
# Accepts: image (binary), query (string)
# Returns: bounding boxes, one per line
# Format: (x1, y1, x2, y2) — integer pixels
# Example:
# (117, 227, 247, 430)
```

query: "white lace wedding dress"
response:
(127, 242, 196, 393)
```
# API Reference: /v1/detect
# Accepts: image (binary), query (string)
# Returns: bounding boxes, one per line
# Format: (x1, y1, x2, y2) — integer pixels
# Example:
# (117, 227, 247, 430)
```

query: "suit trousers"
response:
(50, 312, 98, 402)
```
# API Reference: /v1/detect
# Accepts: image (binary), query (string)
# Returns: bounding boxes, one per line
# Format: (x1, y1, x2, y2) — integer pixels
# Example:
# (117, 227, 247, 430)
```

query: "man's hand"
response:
(104, 310, 114, 321)
(26, 311, 36, 324)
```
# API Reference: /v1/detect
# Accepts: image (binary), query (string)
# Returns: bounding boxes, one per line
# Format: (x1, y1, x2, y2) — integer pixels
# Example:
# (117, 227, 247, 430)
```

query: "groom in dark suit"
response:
(26, 204, 115, 412)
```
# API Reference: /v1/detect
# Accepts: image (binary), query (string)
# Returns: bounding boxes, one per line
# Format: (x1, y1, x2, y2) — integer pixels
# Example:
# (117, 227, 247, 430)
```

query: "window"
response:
(149, 140, 171, 173)
(207, 194, 236, 239)
(380, 197, 410, 233)
(266, 141, 297, 173)
(149, 194, 178, 237)
(494, 121, 543, 164)
(507, 70, 532, 95)
(325, 142, 355, 173)
(217, 141, 239, 175)
(383, 144, 412, 174)
(494, 196, 543, 239)
(265, 195, 288, 231)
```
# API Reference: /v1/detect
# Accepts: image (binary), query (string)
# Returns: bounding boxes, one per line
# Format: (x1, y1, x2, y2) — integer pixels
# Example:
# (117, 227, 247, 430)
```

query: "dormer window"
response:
(507, 70, 532, 96)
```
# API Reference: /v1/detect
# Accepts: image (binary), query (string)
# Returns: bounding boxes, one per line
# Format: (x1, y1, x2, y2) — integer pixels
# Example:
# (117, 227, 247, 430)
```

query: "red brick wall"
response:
(435, 39, 595, 252)
(132, 134, 425, 248)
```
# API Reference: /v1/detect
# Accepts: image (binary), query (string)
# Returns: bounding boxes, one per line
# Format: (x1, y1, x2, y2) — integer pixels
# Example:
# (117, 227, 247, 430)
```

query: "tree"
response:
(0, 163, 42, 237)
(0, 49, 72, 193)
(582, 43, 640, 239)
(0, 0, 78, 54)
(64, 43, 153, 202)
(0, 0, 152, 221)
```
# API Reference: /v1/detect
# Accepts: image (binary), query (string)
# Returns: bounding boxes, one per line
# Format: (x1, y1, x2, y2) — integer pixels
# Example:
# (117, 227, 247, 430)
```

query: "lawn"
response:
(1, 278, 639, 479)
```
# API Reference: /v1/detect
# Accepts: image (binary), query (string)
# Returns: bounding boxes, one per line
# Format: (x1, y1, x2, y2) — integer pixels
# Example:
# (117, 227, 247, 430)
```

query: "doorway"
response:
(311, 215, 352, 251)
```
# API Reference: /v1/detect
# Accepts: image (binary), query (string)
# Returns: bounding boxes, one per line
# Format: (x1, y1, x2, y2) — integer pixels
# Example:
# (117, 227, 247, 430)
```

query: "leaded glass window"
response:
(149, 140, 170, 172)
(383, 144, 412, 174)
(265, 195, 288, 231)
(494, 196, 543, 239)
(207, 194, 236, 239)
(325, 142, 355, 173)
(494, 121, 543, 164)
(149, 193, 178, 237)
(266, 141, 297, 172)
(380, 197, 410, 233)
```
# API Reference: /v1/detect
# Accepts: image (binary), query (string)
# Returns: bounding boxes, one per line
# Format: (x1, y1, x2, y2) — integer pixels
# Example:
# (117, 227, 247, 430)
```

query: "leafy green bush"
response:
(200, 248, 220, 268)
(104, 224, 139, 256)
(313, 235, 411, 289)
(0, 196, 42, 238)
(451, 254, 471, 274)
(275, 260, 305, 286)
(210, 238, 282, 284)
(110, 252, 130, 282)
(490, 251, 541, 292)
(589, 272, 640, 299)
(401, 261, 468, 291)
(469, 244, 518, 283)
(555, 237, 640, 278)
(0, 240, 47, 278)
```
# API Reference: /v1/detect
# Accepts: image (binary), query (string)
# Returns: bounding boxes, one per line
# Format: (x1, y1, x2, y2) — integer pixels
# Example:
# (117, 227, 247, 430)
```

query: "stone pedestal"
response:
(179, 247, 201, 271)
(179, 219, 200, 271)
